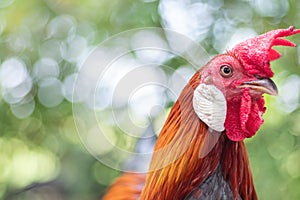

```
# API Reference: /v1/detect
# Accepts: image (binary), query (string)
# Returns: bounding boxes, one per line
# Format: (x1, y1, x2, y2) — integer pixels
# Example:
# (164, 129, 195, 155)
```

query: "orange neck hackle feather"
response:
(103, 173, 146, 200)
(140, 71, 257, 200)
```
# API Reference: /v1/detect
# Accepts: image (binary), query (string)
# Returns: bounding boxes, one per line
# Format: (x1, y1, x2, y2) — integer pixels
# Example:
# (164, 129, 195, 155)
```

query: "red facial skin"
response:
(199, 54, 265, 141)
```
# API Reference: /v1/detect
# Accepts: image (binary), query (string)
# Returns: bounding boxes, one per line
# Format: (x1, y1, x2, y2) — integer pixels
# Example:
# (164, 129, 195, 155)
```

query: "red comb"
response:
(230, 26, 300, 78)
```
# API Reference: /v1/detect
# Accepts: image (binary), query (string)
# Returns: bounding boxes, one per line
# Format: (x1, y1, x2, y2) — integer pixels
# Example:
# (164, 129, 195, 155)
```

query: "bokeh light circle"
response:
(73, 27, 210, 172)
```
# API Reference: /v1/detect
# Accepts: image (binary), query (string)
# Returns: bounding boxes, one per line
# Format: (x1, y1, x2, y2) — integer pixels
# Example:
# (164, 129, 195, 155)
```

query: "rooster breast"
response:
(185, 166, 241, 200)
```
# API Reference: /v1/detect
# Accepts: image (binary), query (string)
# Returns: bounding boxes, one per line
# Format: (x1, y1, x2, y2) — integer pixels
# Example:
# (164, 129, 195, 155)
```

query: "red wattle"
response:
(224, 89, 266, 141)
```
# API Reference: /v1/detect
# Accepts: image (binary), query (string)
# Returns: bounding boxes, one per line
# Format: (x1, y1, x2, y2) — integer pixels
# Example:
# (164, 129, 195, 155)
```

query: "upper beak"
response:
(239, 78, 278, 96)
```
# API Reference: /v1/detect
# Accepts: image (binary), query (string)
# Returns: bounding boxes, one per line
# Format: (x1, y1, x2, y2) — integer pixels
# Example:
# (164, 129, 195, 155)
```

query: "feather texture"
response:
(102, 173, 146, 200)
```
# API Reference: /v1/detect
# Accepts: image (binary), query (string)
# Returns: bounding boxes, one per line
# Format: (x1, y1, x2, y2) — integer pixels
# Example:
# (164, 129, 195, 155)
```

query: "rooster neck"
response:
(140, 71, 257, 200)
(185, 136, 258, 200)
(141, 135, 257, 200)
(220, 137, 257, 200)
(185, 137, 257, 199)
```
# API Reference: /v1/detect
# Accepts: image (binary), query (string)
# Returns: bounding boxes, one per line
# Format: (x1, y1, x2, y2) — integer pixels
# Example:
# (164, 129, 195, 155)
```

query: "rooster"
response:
(102, 27, 300, 200)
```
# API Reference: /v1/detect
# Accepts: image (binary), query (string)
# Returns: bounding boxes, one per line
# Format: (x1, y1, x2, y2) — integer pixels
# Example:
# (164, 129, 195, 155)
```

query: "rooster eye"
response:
(220, 65, 233, 77)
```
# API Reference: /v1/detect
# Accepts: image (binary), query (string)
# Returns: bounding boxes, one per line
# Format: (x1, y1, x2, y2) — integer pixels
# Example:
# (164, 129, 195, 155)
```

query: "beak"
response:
(239, 78, 278, 96)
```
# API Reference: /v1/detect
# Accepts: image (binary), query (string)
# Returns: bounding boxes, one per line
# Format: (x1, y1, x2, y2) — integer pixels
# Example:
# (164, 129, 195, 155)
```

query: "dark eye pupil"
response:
(223, 67, 231, 74)
(220, 65, 233, 77)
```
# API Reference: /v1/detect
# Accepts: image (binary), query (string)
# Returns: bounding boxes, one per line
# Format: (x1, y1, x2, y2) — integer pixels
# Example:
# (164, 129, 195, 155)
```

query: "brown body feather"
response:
(103, 71, 257, 200)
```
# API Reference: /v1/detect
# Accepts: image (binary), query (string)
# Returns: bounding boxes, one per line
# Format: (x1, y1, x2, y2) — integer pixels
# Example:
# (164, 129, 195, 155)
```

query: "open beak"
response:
(239, 78, 278, 96)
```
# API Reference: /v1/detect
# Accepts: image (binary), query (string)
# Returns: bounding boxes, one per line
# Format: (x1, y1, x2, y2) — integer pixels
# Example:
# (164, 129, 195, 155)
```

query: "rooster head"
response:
(193, 26, 300, 141)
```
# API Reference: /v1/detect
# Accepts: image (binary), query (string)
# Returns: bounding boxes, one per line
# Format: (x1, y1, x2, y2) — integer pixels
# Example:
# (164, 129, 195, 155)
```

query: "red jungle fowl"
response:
(103, 27, 300, 200)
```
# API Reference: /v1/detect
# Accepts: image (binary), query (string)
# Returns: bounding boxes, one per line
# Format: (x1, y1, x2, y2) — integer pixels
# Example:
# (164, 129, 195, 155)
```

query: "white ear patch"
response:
(193, 84, 226, 132)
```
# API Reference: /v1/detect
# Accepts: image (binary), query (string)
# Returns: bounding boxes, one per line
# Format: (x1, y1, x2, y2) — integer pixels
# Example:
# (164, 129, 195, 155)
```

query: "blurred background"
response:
(1, 0, 300, 199)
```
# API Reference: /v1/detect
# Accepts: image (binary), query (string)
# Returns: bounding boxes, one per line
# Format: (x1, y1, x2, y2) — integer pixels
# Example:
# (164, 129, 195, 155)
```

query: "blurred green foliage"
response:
(0, 0, 300, 200)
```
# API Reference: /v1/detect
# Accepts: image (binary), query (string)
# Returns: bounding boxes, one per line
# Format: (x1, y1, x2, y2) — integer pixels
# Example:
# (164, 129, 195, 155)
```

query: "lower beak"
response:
(239, 78, 278, 96)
